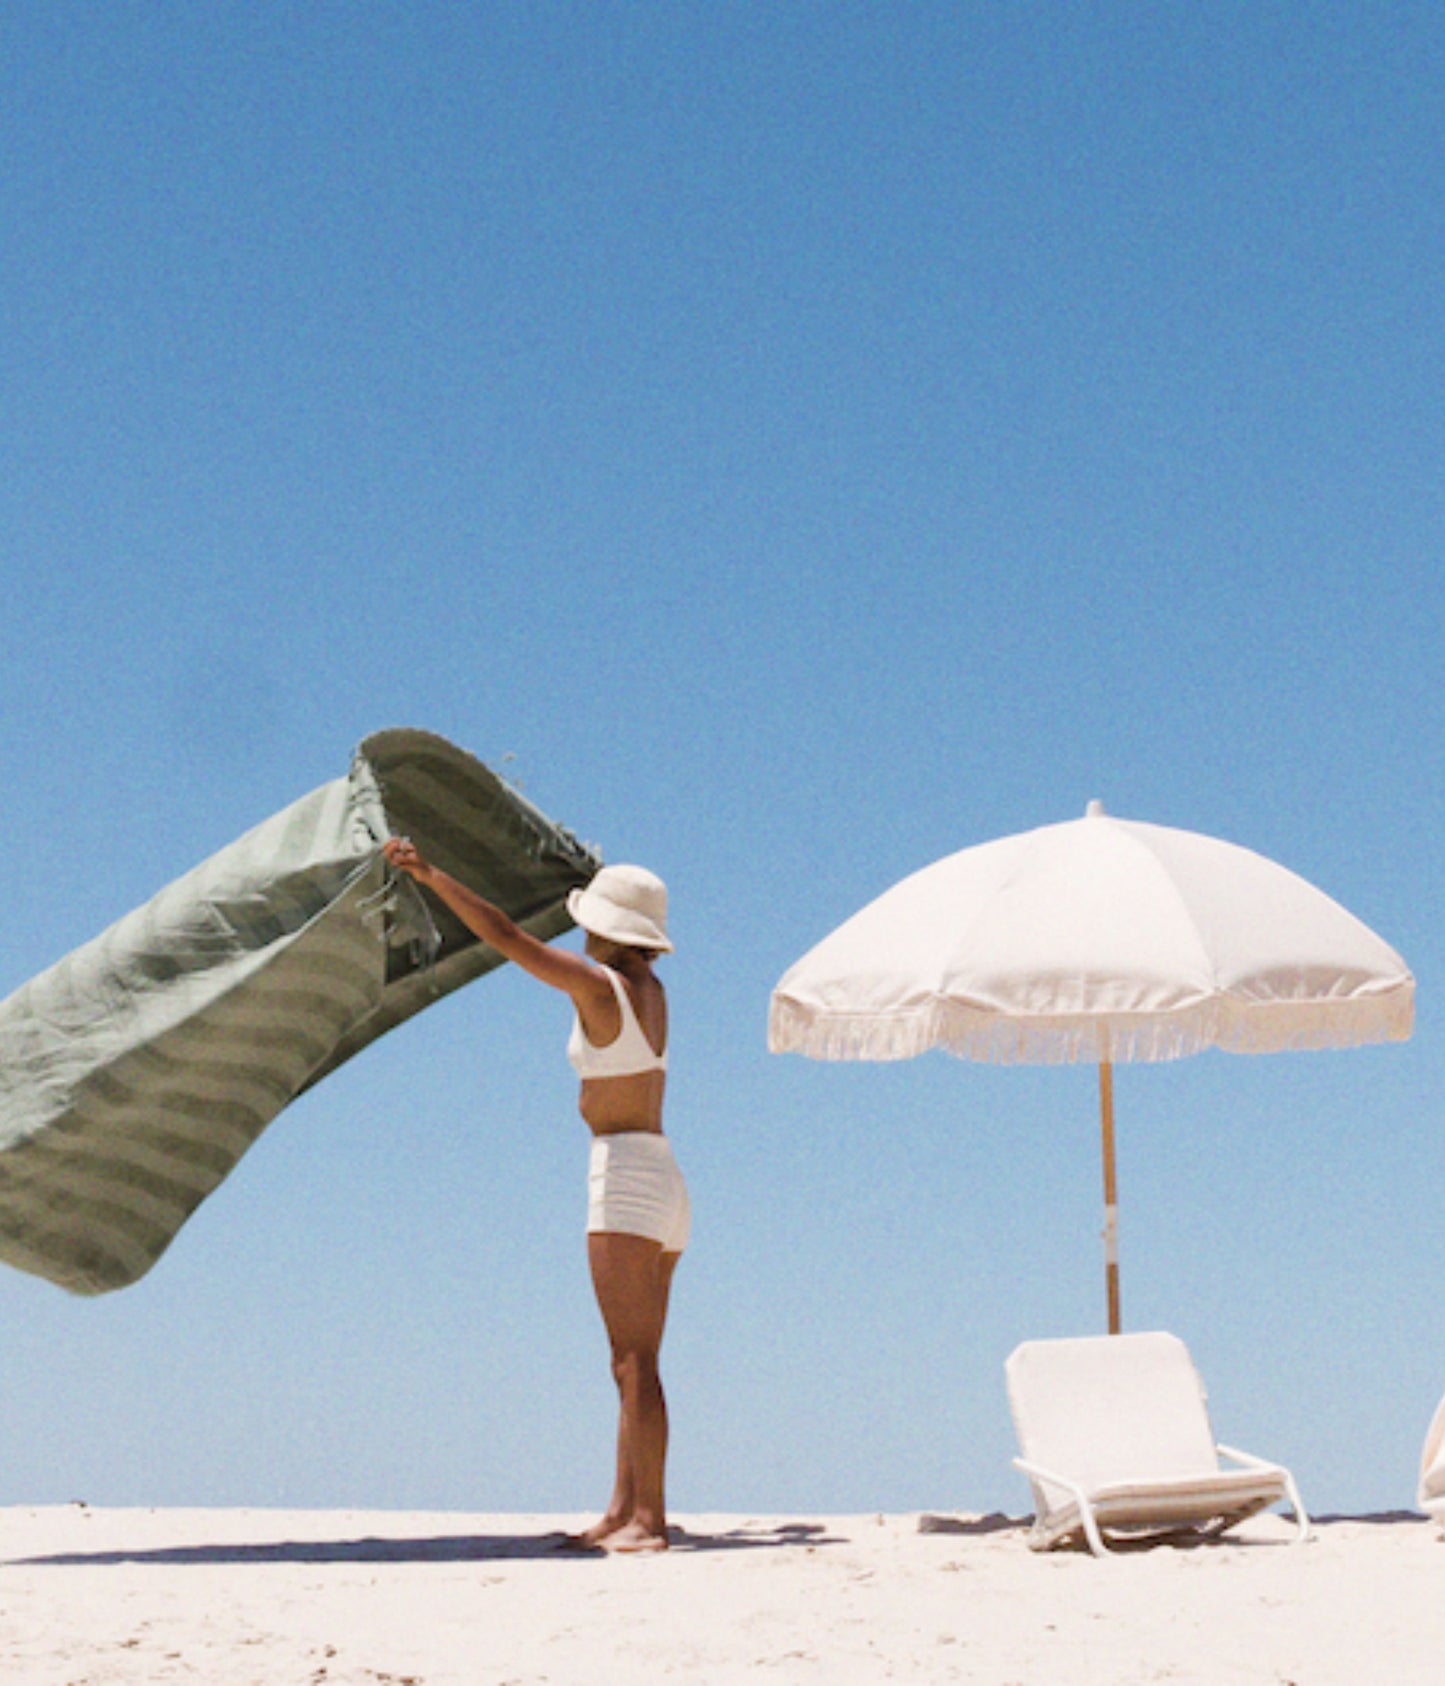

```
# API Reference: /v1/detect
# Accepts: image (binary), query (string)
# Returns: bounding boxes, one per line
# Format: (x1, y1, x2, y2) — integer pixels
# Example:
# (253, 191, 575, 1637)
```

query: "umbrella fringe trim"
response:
(767, 988, 1415, 1066)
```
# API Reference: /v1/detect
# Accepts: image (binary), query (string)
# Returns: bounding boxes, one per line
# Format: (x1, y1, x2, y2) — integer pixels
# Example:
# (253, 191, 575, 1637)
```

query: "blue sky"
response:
(2, 2, 1441, 1519)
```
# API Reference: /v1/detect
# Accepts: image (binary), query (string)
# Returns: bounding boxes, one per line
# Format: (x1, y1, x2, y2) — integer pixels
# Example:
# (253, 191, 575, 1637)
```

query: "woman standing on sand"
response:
(382, 839, 688, 1554)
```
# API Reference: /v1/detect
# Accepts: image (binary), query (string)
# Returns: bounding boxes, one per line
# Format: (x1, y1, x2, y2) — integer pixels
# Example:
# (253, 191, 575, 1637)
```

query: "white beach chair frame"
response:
(1006, 1331, 1311, 1558)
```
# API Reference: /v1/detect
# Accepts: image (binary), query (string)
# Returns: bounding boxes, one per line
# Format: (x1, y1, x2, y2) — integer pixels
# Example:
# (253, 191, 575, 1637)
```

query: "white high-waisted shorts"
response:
(587, 1132, 691, 1254)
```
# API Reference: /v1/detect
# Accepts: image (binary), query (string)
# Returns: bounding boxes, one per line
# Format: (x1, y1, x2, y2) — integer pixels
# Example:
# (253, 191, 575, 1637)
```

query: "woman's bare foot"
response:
(567, 1514, 628, 1548)
(602, 1519, 669, 1554)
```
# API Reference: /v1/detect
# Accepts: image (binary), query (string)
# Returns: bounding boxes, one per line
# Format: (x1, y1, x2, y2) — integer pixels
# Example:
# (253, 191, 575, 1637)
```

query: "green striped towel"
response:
(0, 729, 600, 1294)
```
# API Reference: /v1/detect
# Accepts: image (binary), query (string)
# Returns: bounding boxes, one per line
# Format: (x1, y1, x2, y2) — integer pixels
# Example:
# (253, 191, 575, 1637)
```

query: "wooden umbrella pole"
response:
(1100, 1058, 1121, 1334)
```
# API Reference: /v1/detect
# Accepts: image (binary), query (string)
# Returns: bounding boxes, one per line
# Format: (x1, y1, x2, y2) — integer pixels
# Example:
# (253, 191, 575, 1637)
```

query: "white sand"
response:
(2, 1505, 1443, 1684)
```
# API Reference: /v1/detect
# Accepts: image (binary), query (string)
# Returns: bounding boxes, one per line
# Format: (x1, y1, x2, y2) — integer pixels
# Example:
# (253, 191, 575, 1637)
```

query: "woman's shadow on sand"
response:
(10, 1520, 847, 1567)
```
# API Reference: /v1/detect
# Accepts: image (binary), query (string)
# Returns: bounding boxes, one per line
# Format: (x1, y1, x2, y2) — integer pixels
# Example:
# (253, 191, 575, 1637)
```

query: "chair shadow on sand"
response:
(10, 1519, 848, 1568)
(917, 1510, 1431, 1553)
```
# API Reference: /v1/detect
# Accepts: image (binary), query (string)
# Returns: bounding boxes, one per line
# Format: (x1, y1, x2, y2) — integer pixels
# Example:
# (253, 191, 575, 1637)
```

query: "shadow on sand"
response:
(917, 1512, 1028, 1537)
(18, 1511, 1422, 1568)
(918, 1509, 1434, 1553)
(9, 1519, 849, 1568)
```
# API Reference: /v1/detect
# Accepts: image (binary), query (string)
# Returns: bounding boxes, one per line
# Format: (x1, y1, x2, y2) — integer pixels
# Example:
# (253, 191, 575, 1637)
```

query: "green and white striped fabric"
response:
(0, 729, 600, 1295)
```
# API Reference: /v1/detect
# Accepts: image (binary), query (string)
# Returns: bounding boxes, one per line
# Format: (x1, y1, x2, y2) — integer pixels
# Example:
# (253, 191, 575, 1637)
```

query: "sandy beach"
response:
(3, 1504, 1443, 1684)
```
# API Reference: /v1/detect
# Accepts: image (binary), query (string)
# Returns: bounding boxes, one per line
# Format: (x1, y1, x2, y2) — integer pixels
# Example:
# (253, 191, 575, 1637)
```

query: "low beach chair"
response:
(1005, 1331, 1310, 1557)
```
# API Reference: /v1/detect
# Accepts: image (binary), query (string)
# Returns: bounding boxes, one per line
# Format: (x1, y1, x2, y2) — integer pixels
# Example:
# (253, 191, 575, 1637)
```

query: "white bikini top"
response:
(567, 965, 668, 1078)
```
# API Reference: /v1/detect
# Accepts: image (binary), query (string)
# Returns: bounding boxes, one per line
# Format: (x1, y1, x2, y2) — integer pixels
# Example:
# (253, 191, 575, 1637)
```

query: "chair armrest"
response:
(1013, 1455, 1080, 1492)
(1216, 1444, 1312, 1543)
(1215, 1443, 1281, 1474)
(1012, 1458, 1111, 1557)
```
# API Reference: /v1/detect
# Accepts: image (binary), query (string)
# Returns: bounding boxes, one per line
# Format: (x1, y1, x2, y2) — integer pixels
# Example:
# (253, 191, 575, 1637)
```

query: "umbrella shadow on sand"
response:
(9, 1520, 848, 1568)
(917, 1512, 1028, 1537)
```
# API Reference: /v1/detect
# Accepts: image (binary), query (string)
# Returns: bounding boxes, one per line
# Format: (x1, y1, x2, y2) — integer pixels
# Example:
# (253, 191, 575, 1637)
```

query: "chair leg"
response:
(1077, 1502, 1113, 1559)
(1283, 1473, 1312, 1544)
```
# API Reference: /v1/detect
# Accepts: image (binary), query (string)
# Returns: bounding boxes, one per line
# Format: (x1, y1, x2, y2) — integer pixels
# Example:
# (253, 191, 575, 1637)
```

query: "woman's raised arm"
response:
(383, 837, 606, 1004)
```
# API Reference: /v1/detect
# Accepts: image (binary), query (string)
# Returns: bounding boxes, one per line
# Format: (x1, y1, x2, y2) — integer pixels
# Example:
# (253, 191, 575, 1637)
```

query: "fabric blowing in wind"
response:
(0, 729, 600, 1296)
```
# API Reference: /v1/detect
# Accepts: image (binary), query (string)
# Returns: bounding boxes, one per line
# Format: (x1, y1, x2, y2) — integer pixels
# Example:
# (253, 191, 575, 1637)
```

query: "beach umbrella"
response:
(768, 802, 1414, 1332)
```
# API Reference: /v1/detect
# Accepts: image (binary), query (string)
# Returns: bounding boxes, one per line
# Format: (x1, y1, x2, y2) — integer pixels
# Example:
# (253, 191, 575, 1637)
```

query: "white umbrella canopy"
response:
(769, 802, 1414, 1331)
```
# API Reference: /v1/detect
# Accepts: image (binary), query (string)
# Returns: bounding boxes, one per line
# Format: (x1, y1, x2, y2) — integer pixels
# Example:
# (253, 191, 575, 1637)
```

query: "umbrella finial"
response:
(1086, 798, 1106, 818)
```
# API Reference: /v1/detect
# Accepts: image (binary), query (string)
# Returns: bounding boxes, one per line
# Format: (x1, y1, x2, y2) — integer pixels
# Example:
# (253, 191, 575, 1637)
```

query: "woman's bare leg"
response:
(580, 1234, 680, 1551)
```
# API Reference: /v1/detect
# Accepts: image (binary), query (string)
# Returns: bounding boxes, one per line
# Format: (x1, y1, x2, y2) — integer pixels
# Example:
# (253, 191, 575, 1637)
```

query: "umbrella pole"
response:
(1100, 1058, 1121, 1334)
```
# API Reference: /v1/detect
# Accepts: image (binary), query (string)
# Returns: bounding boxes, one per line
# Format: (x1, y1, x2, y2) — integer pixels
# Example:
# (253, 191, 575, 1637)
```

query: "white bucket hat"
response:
(567, 864, 672, 953)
